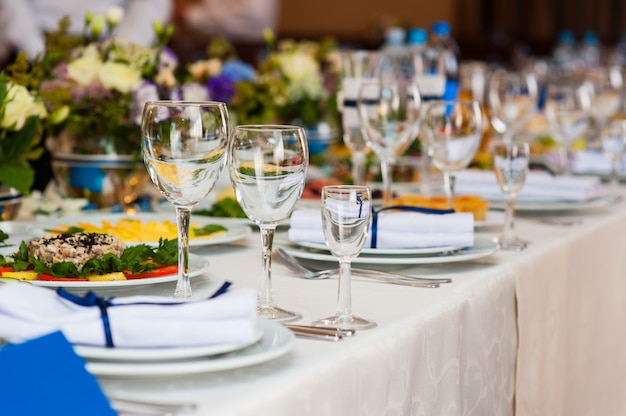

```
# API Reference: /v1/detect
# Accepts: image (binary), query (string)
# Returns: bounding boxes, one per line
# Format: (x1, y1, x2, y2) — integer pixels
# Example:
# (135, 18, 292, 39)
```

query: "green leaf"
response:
(193, 224, 227, 236)
(0, 163, 35, 195)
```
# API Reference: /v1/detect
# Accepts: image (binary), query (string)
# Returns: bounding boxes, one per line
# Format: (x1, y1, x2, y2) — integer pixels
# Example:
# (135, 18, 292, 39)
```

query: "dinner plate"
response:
(27, 254, 209, 288)
(487, 194, 619, 212)
(278, 237, 499, 265)
(85, 319, 294, 377)
(293, 240, 460, 256)
(26, 213, 253, 246)
(75, 326, 264, 362)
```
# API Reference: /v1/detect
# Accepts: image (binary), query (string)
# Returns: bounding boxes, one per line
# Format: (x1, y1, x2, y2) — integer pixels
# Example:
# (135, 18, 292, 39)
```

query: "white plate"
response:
(26, 213, 253, 247)
(26, 254, 209, 288)
(293, 240, 460, 256)
(487, 195, 619, 212)
(278, 237, 499, 265)
(0, 221, 30, 256)
(85, 319, 294, 377)
(75, 326, 264, 362)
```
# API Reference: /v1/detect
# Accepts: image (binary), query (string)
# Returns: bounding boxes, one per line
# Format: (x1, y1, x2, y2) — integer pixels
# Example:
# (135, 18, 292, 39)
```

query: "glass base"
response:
(495, 235, 529, 251)
(312, 314, 377, 331)
(257, 305, 301, 323)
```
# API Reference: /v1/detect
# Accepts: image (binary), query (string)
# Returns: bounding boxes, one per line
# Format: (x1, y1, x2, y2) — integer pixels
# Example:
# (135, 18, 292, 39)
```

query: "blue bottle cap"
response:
(582, 30, 599, 45)
(557, 29, 575, 45)
(408, 28, 428, 45)
(431, 21, 451, 36)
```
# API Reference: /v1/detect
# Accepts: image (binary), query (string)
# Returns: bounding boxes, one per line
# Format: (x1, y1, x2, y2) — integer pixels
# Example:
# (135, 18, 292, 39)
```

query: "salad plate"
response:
(75, 325, 263, 362)
(26, 213, 253, 247)
(25, 254, 209, 288)
(85, 319, 294, 377)
(277, 237, 499, 265)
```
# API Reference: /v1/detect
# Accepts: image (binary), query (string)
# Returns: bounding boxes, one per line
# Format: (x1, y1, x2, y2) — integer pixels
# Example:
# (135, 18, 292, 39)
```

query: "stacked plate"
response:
(78, 319, 294, 377)
(277, 236, 499, 266)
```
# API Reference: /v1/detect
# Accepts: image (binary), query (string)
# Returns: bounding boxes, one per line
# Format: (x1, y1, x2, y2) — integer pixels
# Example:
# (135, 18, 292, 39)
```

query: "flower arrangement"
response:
(0, 72, 47, 194)
(229, 34, 341, 128)
(24, 9, 176, 156)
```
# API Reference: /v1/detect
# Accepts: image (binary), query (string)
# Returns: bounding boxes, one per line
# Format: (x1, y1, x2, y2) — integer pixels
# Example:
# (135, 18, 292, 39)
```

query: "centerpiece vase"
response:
(0, 185, 22, 221)
(47, 132, 148, 210)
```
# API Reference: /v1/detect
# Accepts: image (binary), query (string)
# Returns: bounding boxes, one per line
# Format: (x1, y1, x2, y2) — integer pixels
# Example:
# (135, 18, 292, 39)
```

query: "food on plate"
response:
(195, 187, 247, 218)
(0, 234, 178, 282)
(301, 178, 343, 199)
(392, 194, 489, 221)
(44, 218, 227, 242)
(28, 233, 125, 271)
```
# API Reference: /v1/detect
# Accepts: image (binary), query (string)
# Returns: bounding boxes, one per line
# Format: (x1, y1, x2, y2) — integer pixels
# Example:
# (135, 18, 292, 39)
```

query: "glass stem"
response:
(336, 259, 353, 321)
(258, 225, 276, 310)
(351, 151, 367, 186)
(380, 159, 393, 207)
(609, 158, 619, 192)
(174, 205, 192, 298)
(503, 195, 516, 240)
(443, 171, 457, 210)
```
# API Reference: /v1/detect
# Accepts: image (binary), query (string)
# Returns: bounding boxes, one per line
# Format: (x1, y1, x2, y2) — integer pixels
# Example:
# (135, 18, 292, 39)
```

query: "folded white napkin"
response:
(288, 209, 474, 249)
(0, 282, 258, 348)
(455, 169, 601, 201)
(571, 150, 626, 174)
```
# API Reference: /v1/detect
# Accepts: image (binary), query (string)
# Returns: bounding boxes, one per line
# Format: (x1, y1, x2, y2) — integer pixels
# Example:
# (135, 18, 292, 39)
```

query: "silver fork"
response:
(273, 247, 451, 287)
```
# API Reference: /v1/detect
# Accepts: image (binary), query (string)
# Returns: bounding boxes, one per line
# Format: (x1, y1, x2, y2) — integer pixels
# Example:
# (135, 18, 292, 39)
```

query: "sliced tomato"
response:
(37, 274, 86, 282)
(0, 267, 14, 273)
(124, 265, 178, 280)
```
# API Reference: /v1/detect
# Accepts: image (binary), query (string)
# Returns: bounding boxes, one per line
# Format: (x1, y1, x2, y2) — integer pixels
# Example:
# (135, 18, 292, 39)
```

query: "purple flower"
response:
(180, 82, 210, 101)
(220, 60, 255, 82)
(207, 76, 235, 103)
(132, 81, 159, 124)
(159, 47, 179, 70)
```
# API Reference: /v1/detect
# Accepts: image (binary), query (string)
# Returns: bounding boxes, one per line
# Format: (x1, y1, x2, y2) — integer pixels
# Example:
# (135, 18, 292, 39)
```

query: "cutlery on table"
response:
(274, 247, 451, 287)
(283, 324, 351, 341)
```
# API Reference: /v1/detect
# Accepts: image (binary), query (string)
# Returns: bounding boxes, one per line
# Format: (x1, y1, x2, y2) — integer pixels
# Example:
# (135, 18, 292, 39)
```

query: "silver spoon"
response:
(273, 247, 450, 288)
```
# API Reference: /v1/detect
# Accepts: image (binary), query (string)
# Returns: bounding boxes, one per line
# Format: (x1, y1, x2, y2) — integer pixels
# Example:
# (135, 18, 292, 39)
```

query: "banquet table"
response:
(6, 187, 626, 416)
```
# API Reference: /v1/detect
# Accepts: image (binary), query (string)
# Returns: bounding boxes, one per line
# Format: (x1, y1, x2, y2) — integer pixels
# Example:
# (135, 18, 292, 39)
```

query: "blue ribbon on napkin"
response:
(56, 281, 232, 348)
(370, 205, 455, 249)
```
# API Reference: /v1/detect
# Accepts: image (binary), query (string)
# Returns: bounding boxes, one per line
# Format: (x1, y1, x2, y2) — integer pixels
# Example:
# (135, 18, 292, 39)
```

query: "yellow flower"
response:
(67, 45, 103, 86)
(1, 82, 47, 130)
(98, 62, 142, 93)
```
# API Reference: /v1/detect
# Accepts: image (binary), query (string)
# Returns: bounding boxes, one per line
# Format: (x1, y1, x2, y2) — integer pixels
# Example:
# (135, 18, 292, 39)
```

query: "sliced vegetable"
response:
(2, 271, 39, 280)
(86, 272, 127, 281)
(124, 265, 178, 280)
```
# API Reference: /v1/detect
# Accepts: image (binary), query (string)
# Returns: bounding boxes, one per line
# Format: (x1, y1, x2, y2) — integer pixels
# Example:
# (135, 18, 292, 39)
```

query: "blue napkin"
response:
(0, 331, 115, 416)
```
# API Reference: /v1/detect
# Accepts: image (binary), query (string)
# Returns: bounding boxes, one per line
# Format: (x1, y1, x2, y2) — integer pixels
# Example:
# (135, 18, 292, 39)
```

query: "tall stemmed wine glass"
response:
(600, 117, 626, 191)
(229, 125, 308, 322)
(493, 140, 530, 250)
(358, 78, 421, 207)
(339, 50, 379, 185)
(586, 66, 623, 144)
(312, 185, 375, 330)
(422, 100, 484, 209)
(544, 78, 593, 175)
(487, 69, 539, 143)
(142, 101, 229, 298)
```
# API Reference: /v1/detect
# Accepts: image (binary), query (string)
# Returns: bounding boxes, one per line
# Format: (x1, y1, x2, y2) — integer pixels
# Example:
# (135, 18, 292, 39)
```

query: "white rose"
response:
(278, 52, 319, 81)
(67, 46, 103, 86)
(106, 6, 124, 26)
(99, 62, 142, 93)
(1, 83, 47, 130)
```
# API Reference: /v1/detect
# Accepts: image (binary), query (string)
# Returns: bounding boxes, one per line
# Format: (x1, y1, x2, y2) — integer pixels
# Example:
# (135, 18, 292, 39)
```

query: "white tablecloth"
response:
(9, 188, 626, 415)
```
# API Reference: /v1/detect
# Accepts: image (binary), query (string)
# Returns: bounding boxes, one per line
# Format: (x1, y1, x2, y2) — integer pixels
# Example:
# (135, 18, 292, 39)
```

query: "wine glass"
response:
(357, 78, 421, 207)
(339, 50, 379, 185)
(586, 66, 623, 144)
(600, 117, 626, 191)
(544, 78, 593, 175)
(493, 140, 530, 251)
(229, 125, 308, 322)
(422, 100, 484, 209)
(312, 185, 375, 330)
(141, 101, 229, 298)
(487, 69, 539, 143)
